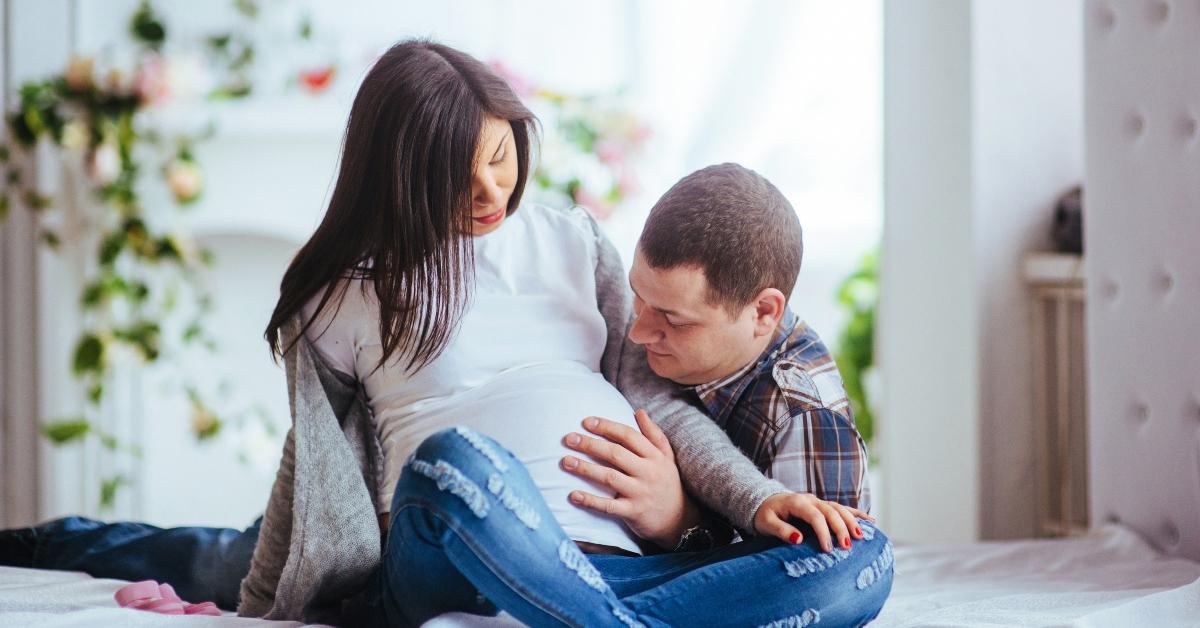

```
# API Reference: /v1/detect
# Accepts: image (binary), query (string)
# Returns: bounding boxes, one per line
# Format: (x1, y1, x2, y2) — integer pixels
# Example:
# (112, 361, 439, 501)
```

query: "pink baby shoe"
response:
(115, 580, 222, 616)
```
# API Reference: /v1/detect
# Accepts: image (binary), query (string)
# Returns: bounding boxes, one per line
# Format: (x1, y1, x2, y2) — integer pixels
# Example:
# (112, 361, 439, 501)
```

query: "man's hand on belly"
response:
(560, 409, 702, 550)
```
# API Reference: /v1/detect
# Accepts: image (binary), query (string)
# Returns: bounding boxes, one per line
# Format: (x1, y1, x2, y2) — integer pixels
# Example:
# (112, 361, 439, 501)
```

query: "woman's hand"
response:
(560, 409, 702, 549)
(753, 492, 875, 552)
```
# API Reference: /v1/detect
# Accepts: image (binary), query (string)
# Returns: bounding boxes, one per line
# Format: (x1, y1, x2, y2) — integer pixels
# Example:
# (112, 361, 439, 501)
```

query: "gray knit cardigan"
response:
(237, 207, 789, 624)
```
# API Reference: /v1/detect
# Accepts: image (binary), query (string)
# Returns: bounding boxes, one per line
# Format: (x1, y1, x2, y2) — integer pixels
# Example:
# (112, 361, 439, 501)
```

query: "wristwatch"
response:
(673, 523, 716, 552)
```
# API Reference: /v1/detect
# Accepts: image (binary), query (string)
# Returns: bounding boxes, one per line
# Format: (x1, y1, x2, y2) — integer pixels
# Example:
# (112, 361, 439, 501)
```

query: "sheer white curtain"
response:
(614, 0, 882, 340)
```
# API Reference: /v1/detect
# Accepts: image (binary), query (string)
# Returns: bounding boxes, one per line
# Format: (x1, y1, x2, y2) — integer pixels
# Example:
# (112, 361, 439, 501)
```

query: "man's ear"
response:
(751, 288, 787, 337)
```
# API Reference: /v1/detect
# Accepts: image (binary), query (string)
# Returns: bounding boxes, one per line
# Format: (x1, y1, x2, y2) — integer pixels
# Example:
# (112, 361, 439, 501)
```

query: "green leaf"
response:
(114, 321, 161, 361)
(42, 418, 91, 444)
(129, 281, 150, 303)
(7, 110, 37, 147)
(72, 333, 105, 376)
(40, 230, 61, 250)
(88, 382, 104, 405)
(233, 0, 260, 19)
(23, 190, 51, 211)
(130, 1, 166, 49)
(195, 414, 222, 440)
(182, 321, 203, 343)
(98, 232, 126, 266)
(99, 475, 128, 511)
(98, 432, 119, 451)
(207, 34, 231, 51)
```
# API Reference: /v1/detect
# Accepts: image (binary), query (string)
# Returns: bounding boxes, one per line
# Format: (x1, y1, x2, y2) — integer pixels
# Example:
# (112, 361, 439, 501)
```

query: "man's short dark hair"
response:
(638, 163, 802, 313)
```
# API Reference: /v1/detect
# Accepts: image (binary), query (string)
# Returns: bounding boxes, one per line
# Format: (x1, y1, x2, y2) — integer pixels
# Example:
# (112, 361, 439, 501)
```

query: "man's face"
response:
(628, 249, 765, 385)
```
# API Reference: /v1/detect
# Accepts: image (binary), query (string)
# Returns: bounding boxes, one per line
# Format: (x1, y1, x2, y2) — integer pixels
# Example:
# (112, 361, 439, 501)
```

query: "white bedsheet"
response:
(2, 524, 1197, 627)
(875, 524, 1200, 627)
(0, 566, 322, 627)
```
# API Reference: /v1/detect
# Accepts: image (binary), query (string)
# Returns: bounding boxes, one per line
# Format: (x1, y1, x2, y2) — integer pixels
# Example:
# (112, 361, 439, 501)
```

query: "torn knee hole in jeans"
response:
(783, 547, 851, 578)
(408, 458, 489, 518)
(611, 605, 645, 628)
(454, 426, 509, 472)
(557, 539, 608, 593)
(758, 608, 821, 627)
(487, 474, 540, 530)
(855, 541, 894, 591)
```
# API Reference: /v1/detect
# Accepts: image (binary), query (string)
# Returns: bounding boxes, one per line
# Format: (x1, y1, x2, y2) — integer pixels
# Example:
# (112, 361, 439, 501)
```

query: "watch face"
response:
(677, 526, 716, 552)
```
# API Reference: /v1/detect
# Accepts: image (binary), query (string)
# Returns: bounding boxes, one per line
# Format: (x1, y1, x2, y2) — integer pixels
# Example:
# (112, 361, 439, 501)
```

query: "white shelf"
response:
(1023, 252, 1085, 286)
(139, 96, 350, 140)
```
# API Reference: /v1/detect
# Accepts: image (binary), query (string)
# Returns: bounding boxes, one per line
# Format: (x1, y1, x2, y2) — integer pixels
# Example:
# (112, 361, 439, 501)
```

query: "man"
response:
(0, 163, 876, 609)
(559, 162, 871, 551)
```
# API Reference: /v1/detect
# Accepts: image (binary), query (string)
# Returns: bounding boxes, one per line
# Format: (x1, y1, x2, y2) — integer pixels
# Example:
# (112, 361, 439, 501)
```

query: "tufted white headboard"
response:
(1084, 0, 1200, 561)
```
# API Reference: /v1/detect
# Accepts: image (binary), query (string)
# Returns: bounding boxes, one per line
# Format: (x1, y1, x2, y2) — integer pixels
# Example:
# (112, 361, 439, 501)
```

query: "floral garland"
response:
(0, 1, 267, 509)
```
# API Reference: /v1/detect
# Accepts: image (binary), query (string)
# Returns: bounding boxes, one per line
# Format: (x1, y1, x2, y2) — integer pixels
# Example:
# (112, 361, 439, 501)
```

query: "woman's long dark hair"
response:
(264, 39, 536, 372)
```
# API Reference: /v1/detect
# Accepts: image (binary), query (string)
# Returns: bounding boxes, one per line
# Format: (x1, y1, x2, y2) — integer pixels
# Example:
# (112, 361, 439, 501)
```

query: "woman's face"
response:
(469, 116, 519, 236)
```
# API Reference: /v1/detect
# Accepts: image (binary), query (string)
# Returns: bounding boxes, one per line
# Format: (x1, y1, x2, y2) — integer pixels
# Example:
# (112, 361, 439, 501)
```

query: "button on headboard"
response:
(1084, 0, 1200, 560)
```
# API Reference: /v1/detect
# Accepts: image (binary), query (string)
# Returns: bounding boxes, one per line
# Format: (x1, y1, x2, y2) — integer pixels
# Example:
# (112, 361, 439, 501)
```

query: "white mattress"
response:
(2, 524, 1197, 627)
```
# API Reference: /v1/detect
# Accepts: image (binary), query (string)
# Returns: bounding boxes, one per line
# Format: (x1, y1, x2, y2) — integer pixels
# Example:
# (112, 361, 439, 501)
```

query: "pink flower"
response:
(629, 122, 652, 147)
(617, 168, 639, 198)
(595, 139, 625, 165)
(488, 60, 534, 97)
(134, 55, 171, 106)
(573, 188, 613, 221)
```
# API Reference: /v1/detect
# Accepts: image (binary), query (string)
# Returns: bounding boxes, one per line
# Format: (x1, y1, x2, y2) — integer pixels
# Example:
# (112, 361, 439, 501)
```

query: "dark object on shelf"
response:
(1052, 186, 1083, 254)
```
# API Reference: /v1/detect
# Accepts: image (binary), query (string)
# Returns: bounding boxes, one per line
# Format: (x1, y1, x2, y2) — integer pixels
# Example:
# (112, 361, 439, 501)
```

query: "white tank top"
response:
(299, 205, 642, 554)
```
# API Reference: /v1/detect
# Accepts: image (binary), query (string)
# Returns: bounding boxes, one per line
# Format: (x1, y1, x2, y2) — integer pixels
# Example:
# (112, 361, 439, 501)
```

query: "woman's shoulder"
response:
(297, 276, 377, 377)
(517, 202, 603, 243)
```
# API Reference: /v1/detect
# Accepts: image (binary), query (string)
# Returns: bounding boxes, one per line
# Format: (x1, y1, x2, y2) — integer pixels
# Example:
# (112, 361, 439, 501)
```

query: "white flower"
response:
(60, 120, 90, 152)
(165, 159, 203, 203)
(89, 141, 121, 185)
(165, 53, 214, 103)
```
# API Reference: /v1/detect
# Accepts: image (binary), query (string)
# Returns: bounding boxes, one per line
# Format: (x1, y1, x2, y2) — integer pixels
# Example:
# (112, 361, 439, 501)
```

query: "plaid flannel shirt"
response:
(693, 309, 872, 512)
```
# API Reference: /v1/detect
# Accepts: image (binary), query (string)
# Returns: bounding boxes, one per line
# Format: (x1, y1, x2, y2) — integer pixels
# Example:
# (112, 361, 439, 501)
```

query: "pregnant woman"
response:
(238, 39, 894, 627)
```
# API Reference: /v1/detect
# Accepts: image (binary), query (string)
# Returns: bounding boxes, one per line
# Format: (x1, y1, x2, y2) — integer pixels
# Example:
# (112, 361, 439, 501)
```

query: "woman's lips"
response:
(473, 209, 505, 225)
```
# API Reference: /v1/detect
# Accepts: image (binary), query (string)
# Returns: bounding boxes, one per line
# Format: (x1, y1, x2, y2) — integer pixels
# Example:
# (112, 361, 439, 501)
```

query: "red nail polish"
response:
(854, 526, 862, 538)
(789, 532, 801, 544)
(842, 537, 851, 549)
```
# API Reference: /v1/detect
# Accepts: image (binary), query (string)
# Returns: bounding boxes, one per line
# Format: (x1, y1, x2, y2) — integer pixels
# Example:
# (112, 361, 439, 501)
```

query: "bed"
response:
(2, 522, 1197, 627)
(4, 2, 1199, 627)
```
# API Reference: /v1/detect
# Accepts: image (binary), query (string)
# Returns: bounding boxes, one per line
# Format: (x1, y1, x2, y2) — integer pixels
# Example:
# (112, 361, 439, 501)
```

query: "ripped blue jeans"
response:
(370, 427, 893, 627)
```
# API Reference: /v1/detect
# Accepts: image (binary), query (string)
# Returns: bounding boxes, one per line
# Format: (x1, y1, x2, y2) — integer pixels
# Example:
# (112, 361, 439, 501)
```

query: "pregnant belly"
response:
(380, 362, 643, 554)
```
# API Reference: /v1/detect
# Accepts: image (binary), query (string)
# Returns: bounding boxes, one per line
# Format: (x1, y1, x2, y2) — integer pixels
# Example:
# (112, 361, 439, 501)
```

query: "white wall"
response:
(879, 0, 978, 543)
(880, 0, 1083, 543)
(971, 1, 1083, 540)
(1, 0, 75, 527)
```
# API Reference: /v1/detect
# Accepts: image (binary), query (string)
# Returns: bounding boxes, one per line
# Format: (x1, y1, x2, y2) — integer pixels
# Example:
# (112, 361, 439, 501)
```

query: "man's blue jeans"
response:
(0, 515, 260, 610)
(370, 427, 894, 627)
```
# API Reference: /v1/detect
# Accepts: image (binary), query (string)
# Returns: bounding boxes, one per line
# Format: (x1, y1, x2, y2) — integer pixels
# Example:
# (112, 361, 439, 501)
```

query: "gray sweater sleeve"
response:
(238, 427, 294, 617)
(582, 208, 789, 532)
